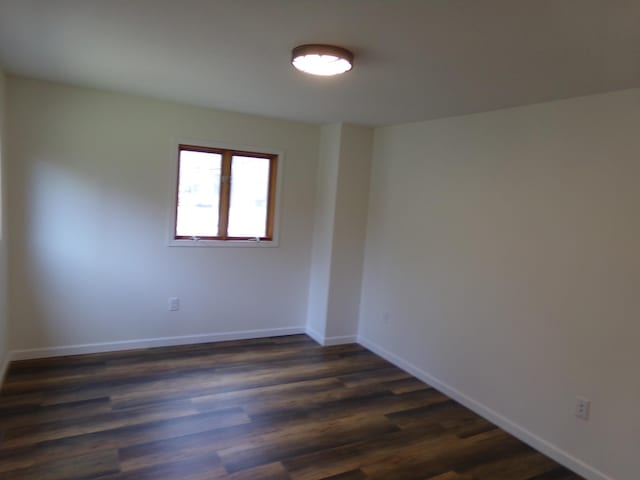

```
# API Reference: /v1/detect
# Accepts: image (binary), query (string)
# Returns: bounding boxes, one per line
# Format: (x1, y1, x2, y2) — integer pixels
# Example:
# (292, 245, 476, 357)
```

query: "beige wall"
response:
(358, 88, 640, 480)
(7, 76, 319, 351)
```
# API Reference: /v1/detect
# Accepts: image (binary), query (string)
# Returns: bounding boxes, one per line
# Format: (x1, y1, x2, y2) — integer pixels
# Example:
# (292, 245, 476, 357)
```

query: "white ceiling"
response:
(0, 0, 638, 126)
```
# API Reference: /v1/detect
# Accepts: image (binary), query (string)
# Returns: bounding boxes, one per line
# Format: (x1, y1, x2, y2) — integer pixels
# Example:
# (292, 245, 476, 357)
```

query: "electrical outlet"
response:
(383, 312, 390, 325)
(168, 297, 180, 312)
(575, 396, 590, 420)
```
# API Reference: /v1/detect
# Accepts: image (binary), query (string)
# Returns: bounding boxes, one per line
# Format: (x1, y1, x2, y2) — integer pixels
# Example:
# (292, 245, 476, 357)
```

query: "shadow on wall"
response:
(13, 154, 170, 349)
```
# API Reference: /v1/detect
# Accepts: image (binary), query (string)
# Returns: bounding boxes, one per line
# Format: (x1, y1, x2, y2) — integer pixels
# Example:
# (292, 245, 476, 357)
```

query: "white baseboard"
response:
(9, 326, 306, 361)
(305, 327, 357, 346)
(357, 335, 613, 480)
(305, 327, 325, 345)
(323, 335, 357, 346)
(5, 328, 608, 479)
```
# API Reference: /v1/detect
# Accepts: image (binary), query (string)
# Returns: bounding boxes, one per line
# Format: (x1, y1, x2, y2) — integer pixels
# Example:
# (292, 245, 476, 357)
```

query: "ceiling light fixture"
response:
(291, 44, 354, 76)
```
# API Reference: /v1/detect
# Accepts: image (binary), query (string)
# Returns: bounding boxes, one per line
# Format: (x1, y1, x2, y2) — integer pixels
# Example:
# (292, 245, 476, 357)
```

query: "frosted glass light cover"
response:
(292, 45, 353, 76)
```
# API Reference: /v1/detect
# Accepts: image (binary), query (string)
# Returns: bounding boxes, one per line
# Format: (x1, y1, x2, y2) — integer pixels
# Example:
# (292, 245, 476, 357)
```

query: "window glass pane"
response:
(228, 156, 270, 237)
(176, 150, 221, 237)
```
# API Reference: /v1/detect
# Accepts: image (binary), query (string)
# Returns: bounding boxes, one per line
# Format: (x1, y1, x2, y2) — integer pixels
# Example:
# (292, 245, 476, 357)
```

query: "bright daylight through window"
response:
(175, 144, 277, 241)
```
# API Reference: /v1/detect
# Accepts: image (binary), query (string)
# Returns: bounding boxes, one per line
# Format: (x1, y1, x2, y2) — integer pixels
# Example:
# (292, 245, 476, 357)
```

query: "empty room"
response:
(0, 1, 637, 479)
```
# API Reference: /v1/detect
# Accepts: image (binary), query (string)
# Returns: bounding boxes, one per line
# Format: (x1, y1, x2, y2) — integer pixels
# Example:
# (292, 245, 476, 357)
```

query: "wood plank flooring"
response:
(0, 335, 583, 479)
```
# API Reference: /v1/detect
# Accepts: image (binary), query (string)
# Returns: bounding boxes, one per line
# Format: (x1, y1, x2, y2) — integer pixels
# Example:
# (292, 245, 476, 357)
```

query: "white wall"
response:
(305, 123, 372, 343)
(7, 76, 319, 352)
(305, 124, 341, 340)
(0, 69, 8, 376)
(325, 124, 372, 338)
(5, 72, 637, 478)
(359, 89, 640, 480)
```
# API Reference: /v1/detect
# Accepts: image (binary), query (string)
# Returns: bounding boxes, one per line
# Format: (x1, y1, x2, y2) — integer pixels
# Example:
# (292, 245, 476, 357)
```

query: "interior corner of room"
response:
(0, 2, 638, 479)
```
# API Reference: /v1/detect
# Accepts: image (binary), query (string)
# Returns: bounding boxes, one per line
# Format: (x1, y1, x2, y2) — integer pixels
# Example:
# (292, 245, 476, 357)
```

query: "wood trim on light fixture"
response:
(291, 44, 354, 64)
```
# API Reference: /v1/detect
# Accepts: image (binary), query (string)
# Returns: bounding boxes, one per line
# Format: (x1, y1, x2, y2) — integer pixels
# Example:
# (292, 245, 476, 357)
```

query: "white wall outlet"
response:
(168, 297, 180, 312)
(383, 312, 390, 325)
(575, 396, 591, 420)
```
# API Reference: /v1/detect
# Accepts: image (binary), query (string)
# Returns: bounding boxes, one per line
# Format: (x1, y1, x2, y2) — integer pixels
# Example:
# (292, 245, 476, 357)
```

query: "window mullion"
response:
(218, 152, 232, 238)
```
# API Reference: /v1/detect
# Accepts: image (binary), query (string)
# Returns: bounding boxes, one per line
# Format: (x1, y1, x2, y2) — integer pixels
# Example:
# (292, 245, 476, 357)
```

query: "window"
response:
(174, 144, 278, 242)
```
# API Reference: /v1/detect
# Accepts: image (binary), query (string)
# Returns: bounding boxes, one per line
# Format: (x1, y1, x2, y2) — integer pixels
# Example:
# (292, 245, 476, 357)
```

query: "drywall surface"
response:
(7, 77, 319, 351)
(305, 124, 341, 340)
(305, 123, 372, 343)
(359, 89, 640, 480)
(325, 124, 372, 338)
(0, 69, 8, 375)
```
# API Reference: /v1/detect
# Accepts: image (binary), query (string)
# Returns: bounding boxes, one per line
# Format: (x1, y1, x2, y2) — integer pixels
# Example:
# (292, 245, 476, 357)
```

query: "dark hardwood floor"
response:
(0, 335, 583, 479)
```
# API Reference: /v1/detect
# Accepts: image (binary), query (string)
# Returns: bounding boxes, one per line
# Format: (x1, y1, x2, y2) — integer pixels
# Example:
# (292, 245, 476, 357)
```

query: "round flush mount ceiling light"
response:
(291, 44, 354, 76)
